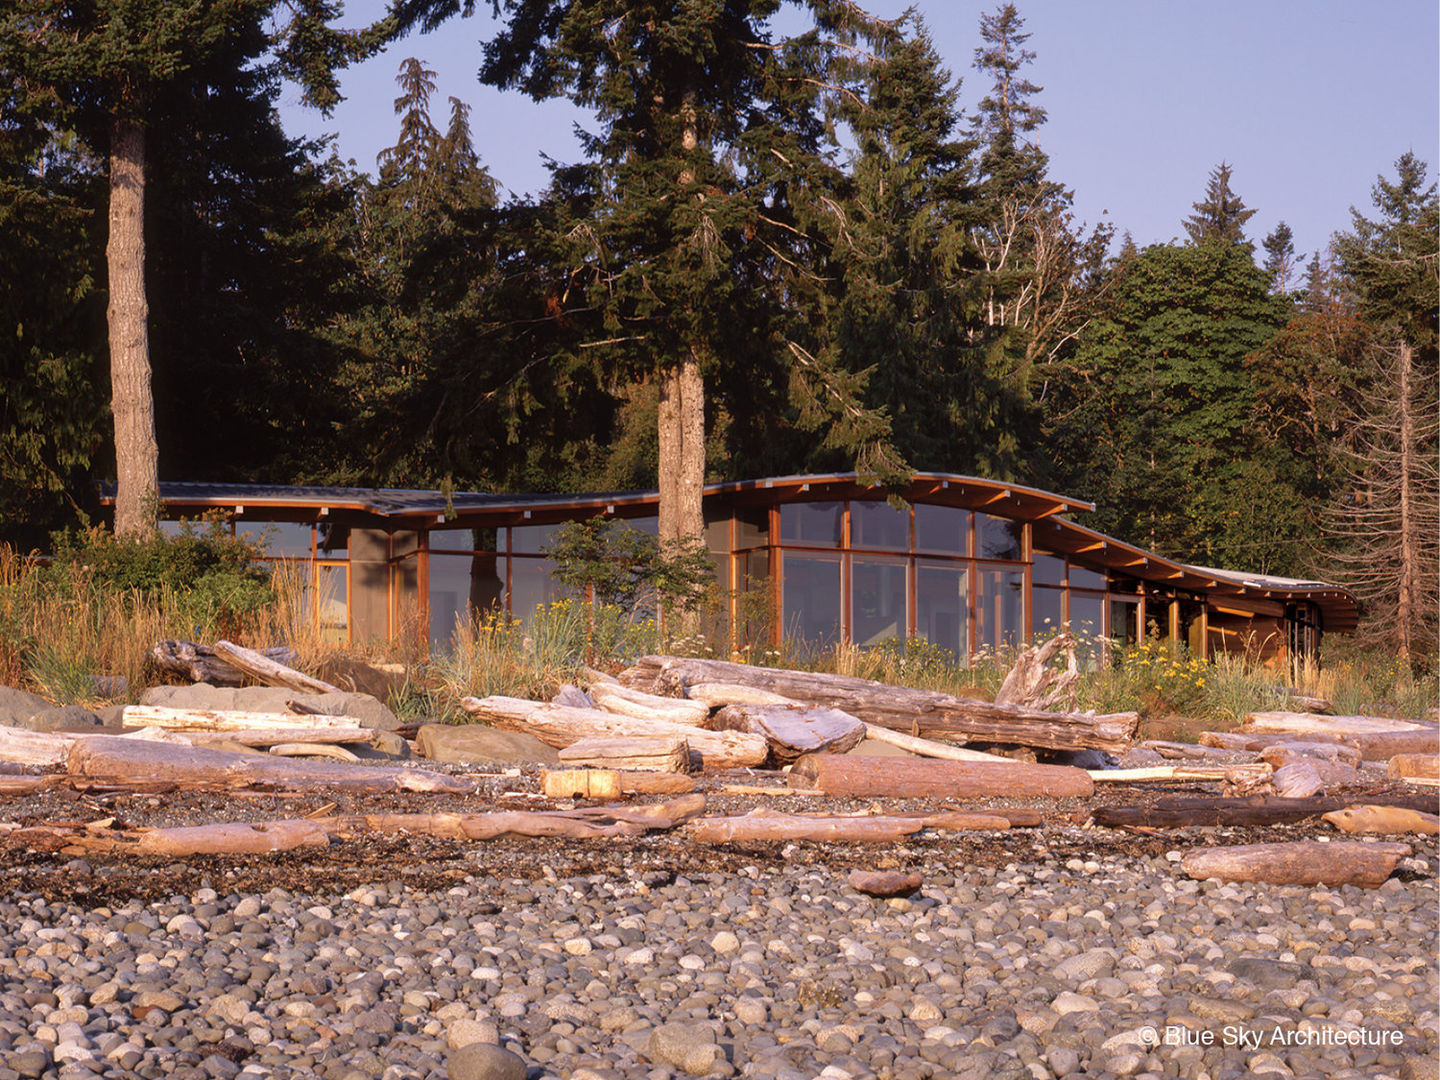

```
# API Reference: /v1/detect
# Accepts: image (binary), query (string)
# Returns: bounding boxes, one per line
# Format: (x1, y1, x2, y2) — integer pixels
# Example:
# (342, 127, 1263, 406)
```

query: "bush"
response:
(43, 517, 274, 629)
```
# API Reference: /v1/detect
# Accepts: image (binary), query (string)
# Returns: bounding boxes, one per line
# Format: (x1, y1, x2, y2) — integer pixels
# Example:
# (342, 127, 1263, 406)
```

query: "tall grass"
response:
(0, 542, 324, 706)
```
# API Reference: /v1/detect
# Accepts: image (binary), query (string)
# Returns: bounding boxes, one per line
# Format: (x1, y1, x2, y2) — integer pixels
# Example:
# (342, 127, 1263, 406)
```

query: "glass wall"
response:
(781, 553, 843, 648)
(851, 557, 906, 646)
(916, 562, 969, 661)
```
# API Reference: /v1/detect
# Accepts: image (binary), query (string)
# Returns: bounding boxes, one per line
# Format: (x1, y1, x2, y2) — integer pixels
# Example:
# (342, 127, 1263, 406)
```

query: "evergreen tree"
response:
(968, 4, 1109, 390)
(458, 0, 896, 550)
(0, 0, 392, 535)
(1325, 153, 1439, 658)
(1262, 221, 1302, 294)
(0, 117, 107, 546)
(1184, 161, 1257, 251)
(1046, 242, 1292, 567)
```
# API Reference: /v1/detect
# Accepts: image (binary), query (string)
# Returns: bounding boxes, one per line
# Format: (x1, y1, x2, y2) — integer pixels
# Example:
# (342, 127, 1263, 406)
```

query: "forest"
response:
(0, 1, 1435, 657)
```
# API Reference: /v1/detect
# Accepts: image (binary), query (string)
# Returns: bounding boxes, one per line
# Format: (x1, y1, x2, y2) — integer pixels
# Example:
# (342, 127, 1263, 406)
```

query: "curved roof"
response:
(131, 474, 1358, 632)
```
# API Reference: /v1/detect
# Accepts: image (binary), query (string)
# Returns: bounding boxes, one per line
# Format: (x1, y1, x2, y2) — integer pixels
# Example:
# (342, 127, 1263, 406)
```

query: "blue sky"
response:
(277, 1, 1439, 261)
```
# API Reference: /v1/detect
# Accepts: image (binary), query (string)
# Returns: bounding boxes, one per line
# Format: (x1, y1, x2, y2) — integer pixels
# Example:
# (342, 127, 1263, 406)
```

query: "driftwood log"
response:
(1258, 743, 1363, 767)
(788, 753, 1094, 799)
(1323, 805, 1440, 836)
(620, 655, 1139, 754)
(0, 725, 191, 768)
(149, 641, 298, 687)
(1388, 754, 1440, 783)
(1202, 728, 1440, 761)
(459, 696, 767, 770)
(993, 632, 1079, 710)
(557, 736, 691, 772)
(1138, 740, 1243, 761)
(1180, 840, 1411, 889)
(1244, 711, 1437, 736)
(1092, 792, 1440, 829)
(1088, 764, 1273, 785)
(540, 768, 622, 799)
(122, 705, 368, 732)
(859, 724, 1011, 762)
(711, 704, 866, 764)
(212, 640, 342, 695)
(684, 808, 1012, 844)
(66, 736, 473, 794)
(586, 683, 711, 727)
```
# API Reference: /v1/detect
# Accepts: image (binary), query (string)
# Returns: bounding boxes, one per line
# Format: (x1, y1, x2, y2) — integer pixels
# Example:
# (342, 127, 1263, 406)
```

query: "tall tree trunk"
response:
(1397, 341, 1414, 658)
(107, 117, 159, 537)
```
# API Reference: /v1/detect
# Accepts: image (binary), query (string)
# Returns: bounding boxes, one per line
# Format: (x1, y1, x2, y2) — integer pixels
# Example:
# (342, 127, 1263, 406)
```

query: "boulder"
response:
(313, 657, 409, 702)
(416, 724, 560, 765)
(23, 706, 104, 733)
(0, 685, 52, 728)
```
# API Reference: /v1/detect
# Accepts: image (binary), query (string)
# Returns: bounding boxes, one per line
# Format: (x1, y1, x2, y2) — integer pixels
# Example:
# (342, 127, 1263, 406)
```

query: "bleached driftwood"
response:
(459, 696, 767, 770)
(212, 640, 342, 695)
(149, 640, 298, 687)
(586, 682, 711, 727)
(710, 704, 866, 764)
(557, 736, 691, 772)
(993, 632, 1080, 710)
(621, 655, 1139, 754)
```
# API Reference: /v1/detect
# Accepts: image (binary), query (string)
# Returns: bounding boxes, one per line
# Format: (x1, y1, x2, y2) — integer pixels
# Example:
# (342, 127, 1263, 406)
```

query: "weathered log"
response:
(268, 743, 360, 762)
(1202, 727, 1440, 761)
(586, 683, 711, 727)
(1138, 740, 1244, 761)
(619, 655, 1139, 754)
(459, 696, 768, 770)
(137, 820, 330, 856)
(67, 736, 474, 794)
(1323, 804, 1440, 836)
(1180, 840, 1411, 889)
(149, 640, 298, 687)
(993, 632, 1080, 710)
(185, 727, 378, 749)
(122, 705, 367, 732)
(1271, 761, 1325, 798)
(316, 796, 704, 842)
(616, 772, 697, 795)
(1092, 793, 1440, 829)
(541, 768, 622, 800)
(212, 640, 342, 695)
(859, 724, 1011, 763)
(788, 753, 1093, 799)
(0, 725, 191, 768)
(1244, 711, 1435, 735)
(1257, 743, 1363, 767)
(711, 704, 866, 764)
(557, 736, 691, 773)
(0, 776, 60, 796)
(1388, 754, 1440, 782)
(683, 683, 797, 708)
(1088, 764, 1273, 784)
(686, 807, 1012, 844)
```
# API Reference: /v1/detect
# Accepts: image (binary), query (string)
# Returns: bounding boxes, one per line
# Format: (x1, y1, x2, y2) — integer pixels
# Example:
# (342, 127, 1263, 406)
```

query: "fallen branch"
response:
(212, 640, 342, 695)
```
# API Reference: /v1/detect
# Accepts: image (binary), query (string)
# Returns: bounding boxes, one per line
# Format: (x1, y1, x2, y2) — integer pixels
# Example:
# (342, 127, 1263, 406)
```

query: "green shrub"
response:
(43, 517, 274, 628)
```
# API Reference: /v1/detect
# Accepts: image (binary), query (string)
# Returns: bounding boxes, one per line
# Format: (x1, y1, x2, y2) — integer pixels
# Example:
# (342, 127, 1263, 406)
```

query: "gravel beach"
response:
(0, 816, 1435, 1080)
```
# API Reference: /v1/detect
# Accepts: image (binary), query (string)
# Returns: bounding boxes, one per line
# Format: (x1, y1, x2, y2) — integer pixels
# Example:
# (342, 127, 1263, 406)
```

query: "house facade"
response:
(138, 474, 1357, 664)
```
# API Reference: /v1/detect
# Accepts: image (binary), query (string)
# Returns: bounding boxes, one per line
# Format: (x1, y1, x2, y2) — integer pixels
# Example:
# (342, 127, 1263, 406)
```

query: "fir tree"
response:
(1262, 221, 1302, 294)
(1184, 161, 1257, 251)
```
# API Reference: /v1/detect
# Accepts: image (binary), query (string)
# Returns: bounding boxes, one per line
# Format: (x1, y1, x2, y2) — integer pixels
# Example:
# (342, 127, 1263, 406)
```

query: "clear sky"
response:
(277, 0, 1440, 262)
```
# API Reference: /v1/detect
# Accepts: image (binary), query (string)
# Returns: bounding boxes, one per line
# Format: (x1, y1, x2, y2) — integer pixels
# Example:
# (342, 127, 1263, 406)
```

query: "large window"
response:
(780, 502, 843, 547)
(916, 562, 969, 661)
(914, 505, 969, 555)
(851, 557, 907, 646)
(851, 502, 909, 551)
(782, 554, 842, 648)
(975, 567, 1024, 654)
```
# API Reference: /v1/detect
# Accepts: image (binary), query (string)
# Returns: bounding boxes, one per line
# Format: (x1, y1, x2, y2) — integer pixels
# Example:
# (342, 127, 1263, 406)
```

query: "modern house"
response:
(133, 474, 1358, 664)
